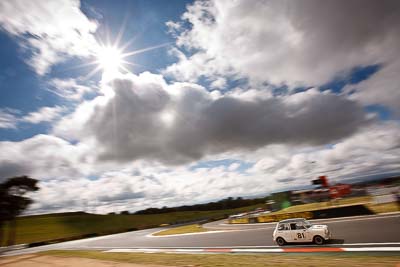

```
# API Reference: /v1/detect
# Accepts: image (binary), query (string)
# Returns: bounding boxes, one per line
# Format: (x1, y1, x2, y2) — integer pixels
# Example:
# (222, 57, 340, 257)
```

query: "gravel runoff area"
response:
(1, 251, 400, 267)
(0, 254, 171, 267)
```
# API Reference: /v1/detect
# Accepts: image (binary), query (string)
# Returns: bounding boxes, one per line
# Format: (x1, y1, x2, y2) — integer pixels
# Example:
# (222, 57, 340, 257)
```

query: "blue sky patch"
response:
(190, 159, 253, 173)
(320, 64, 381, 93)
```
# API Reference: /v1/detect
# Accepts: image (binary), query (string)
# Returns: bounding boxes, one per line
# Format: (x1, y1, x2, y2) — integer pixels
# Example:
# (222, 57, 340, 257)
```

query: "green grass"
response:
(41, 250, 400, 267)
(1, 204, 265, 246)
(153, 224, 209, 236)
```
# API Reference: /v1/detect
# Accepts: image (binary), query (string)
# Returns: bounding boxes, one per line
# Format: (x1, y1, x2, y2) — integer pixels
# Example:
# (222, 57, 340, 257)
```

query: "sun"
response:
(96, 46, 124, 75)
(76, 33, 170, 81)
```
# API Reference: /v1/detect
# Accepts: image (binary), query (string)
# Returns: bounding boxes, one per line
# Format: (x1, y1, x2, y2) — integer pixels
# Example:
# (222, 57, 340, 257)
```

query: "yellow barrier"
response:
(228, 217, 250, 224)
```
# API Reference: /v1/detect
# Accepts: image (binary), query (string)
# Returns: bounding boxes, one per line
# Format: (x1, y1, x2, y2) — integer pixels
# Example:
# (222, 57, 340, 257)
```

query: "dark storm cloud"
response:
(74, 74, 368, 165)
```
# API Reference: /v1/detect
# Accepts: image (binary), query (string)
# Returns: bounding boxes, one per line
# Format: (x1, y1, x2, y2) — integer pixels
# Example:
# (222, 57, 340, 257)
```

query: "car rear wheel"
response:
(313, 235, 324, 245)
(276, 237, 286, 246)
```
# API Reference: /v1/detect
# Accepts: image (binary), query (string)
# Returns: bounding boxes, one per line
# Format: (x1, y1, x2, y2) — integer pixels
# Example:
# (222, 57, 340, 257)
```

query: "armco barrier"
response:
(229, 204, 373, 224)
(0, 244, 28, 253)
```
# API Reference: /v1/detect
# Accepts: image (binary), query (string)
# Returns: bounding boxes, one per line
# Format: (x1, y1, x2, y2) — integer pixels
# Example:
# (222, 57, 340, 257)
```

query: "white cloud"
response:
(164, 48, 233, 83)
(166, 0, 400, 89)
(48, 78, 95, 100)
(344, 61, 400, 115)
(251, 122, 400, 185)
(26, 160, 270, 214)
(0, 0, 98, 75)
(22, 106, 67, 124)
(0, 134, 93, 181)
(210, 77, 227, 89)
(0, 108, 19, 129)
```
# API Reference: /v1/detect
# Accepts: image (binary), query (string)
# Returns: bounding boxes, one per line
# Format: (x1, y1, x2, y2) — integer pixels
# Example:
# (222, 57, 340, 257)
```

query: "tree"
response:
(0, 176, 39, 246)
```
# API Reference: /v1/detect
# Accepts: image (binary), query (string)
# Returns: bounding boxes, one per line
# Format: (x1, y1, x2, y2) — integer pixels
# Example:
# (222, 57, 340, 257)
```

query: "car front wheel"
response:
(276, 237, 286, 246)
(313, 235, 324, 245)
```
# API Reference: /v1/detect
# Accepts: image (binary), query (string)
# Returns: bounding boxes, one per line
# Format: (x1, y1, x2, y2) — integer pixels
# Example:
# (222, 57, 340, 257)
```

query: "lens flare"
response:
(96, 46, 123, 74)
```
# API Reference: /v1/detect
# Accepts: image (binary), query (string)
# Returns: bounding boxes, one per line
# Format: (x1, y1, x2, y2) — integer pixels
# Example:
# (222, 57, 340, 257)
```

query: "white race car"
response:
(273, 218, 331, 246)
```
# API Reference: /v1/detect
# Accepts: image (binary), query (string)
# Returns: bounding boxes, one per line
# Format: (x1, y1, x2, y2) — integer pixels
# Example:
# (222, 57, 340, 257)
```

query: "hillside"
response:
(1, 204, 264, 246)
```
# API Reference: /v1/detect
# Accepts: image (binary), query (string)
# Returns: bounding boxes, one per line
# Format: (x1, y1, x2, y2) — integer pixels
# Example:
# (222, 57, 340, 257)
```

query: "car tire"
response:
(276, 237, 286, 246)
(313, 235, 324, 245)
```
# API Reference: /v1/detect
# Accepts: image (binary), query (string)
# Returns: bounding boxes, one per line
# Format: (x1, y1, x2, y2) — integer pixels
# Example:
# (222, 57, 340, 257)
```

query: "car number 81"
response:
(297, 233, 305, 238)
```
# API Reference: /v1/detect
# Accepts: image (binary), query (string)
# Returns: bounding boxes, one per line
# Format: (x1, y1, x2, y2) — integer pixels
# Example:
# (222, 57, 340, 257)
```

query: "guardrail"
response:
(0, 244, 28, 254)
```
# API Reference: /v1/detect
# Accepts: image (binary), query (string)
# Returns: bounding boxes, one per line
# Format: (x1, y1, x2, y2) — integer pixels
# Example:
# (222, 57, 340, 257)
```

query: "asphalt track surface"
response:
(2, 213, 400, 256)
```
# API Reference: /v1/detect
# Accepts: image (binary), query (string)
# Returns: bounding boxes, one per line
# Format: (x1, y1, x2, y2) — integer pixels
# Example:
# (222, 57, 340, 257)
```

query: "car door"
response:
(276, 223, 291, 241)
(290, 222, 312, 242)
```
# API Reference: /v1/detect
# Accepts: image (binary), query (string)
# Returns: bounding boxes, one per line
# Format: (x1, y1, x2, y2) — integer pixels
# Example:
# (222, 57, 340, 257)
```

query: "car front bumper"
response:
(324, 231, 332, 240)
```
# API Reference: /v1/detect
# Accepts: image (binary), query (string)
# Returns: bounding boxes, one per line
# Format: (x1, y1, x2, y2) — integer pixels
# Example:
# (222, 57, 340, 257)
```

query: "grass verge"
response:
(1, 204, 265, 246)
(153, 224, 209, 236)
(41, 250, 400, 267)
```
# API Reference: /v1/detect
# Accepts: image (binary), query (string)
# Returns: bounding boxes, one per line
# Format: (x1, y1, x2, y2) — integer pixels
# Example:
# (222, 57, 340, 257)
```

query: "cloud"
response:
(210, 77, 227, 89)
(1, 0, 398, 215)
(1, 120, 397, 214)
(0, 108, 19, 129)
(251, 121, 400, 184)
(0, 0, 98, 75)
(344, 61, 400, 115)
(0, 134, 92, 182)
(54, 72, 368, 165)
(22, 106, 67, 124)
(25, 121, 400, 214)
(0, 106, 66, 130)
(26, 161, 267, 214)
(48, 78, 95, 100)
(165, 0, 400, 88)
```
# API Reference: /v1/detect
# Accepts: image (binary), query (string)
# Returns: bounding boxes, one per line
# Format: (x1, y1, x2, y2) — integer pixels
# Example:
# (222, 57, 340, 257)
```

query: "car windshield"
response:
(303, 220, 312, 228)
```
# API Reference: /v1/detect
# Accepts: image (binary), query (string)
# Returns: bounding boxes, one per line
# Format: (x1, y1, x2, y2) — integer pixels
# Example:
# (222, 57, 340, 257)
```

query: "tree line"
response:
(133, 196, 268, 215)
(0, 176, 39, 246)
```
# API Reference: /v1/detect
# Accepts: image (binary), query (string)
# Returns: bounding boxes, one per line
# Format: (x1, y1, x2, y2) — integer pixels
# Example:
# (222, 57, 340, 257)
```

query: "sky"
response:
(0, 0, 399, 214)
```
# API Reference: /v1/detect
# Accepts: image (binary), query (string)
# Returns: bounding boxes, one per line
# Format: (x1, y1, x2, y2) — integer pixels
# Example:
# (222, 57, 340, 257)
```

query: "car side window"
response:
(278, 224, 290, 230)
(290, 223, 296, 230)
(296, 223, 305, 230)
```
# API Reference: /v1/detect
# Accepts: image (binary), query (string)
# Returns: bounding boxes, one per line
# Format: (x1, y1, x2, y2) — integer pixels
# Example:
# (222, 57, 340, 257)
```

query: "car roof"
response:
(278, 218, 307, 223)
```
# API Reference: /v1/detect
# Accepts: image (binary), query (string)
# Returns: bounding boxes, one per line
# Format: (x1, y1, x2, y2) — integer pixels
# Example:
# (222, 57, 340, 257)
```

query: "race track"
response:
(2, 213, 400, 256)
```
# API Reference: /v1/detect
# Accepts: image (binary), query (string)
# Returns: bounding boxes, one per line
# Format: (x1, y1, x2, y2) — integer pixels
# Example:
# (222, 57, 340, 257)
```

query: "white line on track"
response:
(90, 242, 400, 250)
(104, 246, 400, 253)
(344, 247, 400, 252)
